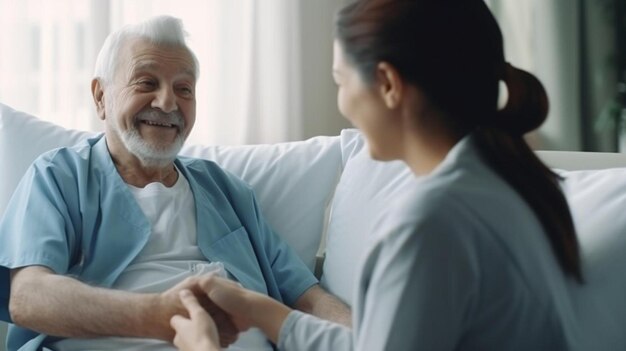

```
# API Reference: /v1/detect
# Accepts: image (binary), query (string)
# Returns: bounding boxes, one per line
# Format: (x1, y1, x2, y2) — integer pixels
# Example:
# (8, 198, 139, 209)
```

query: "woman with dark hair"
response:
(170, 0, 582, 350)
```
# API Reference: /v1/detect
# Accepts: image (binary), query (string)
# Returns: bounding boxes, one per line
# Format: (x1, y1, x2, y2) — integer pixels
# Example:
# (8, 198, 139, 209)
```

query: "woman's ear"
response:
(376, 62, 403, 109)
(91, 78, 106, 120)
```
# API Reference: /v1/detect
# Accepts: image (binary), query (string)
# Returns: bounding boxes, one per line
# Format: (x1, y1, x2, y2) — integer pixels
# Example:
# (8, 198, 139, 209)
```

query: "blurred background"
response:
(0, 0, 624, 151)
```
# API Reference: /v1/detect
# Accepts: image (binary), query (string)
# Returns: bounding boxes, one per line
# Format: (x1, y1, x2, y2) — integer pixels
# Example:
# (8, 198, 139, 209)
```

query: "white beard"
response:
(120, 126, 184, 168)
(109, 108, 186, 168)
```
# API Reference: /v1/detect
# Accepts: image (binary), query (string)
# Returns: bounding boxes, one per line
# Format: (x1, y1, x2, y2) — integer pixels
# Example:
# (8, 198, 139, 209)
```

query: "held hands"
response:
(198, 275, 258, 331)
(171, 274, 293, 349)
(198, 275, 293, 344)
(161, 276, 239, 346)
(170, 290, 221, 351)
(169, 276, 252, 351)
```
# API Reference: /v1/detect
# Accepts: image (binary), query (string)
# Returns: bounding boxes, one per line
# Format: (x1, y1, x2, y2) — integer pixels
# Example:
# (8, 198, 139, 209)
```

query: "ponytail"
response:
(489, 64, 549, 135)
(474, 64, 583, 283)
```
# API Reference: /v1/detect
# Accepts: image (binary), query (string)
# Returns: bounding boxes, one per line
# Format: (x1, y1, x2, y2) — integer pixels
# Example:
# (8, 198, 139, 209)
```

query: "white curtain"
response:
(0, 0, 347, 145)
(486, 0, 583, 151)
(0, 0, 96, 131)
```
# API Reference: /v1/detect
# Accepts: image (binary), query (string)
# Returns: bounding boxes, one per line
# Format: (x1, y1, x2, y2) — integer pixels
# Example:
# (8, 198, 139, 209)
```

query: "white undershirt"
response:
(52, 170, 272, 351)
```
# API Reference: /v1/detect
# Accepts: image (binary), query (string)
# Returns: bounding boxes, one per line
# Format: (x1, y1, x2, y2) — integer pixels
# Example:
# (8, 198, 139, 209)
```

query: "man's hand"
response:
(160, 276, 239, 347)
(170, 290, 220, 351)
(8, 266, 241, 343)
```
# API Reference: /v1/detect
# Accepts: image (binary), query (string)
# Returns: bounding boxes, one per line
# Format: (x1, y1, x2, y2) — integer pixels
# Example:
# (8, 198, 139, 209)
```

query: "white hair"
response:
(94, 15, 199, 84)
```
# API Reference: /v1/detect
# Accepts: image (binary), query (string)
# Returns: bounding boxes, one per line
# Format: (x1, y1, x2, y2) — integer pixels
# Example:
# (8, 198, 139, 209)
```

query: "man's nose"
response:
(152, 86, 178, 113)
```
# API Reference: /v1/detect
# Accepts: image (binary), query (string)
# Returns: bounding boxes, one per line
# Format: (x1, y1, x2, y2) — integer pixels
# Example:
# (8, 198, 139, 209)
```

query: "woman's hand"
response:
(170, 289, 221, 351)
(199, 275, 293, 344)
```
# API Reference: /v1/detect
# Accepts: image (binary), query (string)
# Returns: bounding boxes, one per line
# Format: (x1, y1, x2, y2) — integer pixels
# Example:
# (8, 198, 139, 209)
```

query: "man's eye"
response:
(178, 87, 193, 95)
(138, 81, 156, 88)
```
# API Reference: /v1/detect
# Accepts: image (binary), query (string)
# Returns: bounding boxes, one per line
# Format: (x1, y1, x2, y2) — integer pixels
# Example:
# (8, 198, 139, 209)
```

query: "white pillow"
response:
(558, 168, 626, 350)
(0, 102, 343, 271)
(320, 129, 415, 303)
(0, 103, 95, 216)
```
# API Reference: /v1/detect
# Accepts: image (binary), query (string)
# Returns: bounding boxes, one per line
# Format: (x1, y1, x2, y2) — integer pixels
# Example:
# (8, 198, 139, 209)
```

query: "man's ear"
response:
(376, 62, 403, 109)
(91, 78, 106, 120)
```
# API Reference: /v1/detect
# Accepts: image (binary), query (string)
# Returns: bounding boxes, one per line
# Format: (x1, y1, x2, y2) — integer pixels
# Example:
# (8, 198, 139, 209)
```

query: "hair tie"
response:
(488, 62, 548, 135)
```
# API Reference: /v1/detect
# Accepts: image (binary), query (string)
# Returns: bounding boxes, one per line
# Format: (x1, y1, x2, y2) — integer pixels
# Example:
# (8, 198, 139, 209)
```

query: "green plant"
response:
(595, 81, 626, 133)
(593, 0, 626, 149)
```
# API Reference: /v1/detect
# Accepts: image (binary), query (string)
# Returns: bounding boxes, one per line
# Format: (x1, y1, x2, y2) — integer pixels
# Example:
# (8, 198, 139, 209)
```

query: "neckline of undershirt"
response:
(127, 165, 186, 194)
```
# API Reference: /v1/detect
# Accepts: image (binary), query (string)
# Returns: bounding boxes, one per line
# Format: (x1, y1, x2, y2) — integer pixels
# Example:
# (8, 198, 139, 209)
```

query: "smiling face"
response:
(332, 40, 401, 161)
(93, 37, 197, 168)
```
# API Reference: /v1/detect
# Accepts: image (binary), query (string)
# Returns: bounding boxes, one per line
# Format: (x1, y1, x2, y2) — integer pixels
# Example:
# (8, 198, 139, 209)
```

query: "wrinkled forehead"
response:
(116, 37, 197, 81)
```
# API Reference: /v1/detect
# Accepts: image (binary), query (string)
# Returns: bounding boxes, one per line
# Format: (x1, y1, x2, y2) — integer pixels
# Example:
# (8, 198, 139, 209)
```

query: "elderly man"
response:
(0, 16, 349, 351)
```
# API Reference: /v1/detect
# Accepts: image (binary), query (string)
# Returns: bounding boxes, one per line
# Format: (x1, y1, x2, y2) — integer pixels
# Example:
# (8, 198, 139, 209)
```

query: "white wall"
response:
(298, 0, 352, 139)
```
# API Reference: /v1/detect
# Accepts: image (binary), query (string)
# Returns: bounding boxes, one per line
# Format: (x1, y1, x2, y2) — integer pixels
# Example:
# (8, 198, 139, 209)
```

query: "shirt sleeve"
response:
(278, 202, 479, 351)
(247, 191, 318, 306)
(0, 157, 78, 321)
(278, 310, 353, 350)
(352, 210, 479, 351)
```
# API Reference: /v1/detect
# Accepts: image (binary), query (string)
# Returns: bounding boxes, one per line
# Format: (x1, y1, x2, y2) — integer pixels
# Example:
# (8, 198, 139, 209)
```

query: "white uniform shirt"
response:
(279, 135, 578, 350)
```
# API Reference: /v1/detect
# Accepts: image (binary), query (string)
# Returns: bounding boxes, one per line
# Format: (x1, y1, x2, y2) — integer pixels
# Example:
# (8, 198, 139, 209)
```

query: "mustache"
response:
(134, 109, 185, 130)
